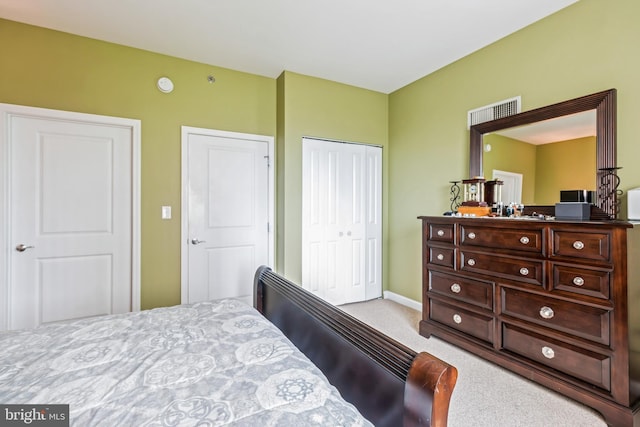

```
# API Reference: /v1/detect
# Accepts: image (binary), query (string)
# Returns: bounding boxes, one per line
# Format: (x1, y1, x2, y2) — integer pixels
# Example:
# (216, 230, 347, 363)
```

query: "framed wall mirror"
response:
(469, 89, 617, 219)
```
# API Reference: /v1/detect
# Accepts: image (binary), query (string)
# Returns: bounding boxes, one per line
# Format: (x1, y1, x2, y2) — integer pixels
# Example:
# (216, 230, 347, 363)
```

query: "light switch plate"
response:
(161, 206, 172, 219)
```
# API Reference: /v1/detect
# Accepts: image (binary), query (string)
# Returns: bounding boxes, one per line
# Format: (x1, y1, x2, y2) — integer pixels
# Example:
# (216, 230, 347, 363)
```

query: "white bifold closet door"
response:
(302, 137, 382, 305)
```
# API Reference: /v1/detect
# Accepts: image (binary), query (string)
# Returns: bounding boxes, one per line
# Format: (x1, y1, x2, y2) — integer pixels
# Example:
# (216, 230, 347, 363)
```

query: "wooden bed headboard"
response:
(254, 266, 457, 427)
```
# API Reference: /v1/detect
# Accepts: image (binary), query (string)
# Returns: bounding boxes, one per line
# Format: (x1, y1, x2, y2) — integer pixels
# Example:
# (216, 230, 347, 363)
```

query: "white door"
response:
(181, 127, 273, 305)
(302, 138, 382, 305)
(1, 105, 140, 330)
(493, 169, 523, 204)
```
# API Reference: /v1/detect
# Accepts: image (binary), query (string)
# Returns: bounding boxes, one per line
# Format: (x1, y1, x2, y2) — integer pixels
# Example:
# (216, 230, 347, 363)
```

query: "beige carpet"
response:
(339, 299, 606, 427)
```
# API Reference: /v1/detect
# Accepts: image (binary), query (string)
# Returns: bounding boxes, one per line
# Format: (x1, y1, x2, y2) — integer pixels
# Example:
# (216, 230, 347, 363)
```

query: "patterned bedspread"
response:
(0, 299, 373, 426)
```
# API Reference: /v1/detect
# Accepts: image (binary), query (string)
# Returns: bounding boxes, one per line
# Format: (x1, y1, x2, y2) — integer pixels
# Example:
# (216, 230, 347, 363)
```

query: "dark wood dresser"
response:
(418, 216, 640, 426)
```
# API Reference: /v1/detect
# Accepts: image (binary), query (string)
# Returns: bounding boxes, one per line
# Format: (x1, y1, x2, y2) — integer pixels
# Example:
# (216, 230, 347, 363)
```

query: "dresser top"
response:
(418, 215, 633, 229)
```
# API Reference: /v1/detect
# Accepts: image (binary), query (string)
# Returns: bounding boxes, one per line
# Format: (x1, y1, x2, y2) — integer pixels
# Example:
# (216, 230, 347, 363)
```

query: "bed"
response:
(0, 266, 457, 426)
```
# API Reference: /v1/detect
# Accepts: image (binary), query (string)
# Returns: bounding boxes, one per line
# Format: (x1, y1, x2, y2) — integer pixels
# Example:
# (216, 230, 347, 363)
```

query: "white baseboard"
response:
(383, 291, 421, 312)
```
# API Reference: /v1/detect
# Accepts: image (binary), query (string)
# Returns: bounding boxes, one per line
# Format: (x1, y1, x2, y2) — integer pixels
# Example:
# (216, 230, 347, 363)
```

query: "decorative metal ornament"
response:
(598, 167, 623, 219)
(449, 181, 461, 212)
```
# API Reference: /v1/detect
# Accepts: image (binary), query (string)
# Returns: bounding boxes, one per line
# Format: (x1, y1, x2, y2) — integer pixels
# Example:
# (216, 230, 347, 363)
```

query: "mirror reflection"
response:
(469, 89, 617, 219)
(482, 110, 597, 206)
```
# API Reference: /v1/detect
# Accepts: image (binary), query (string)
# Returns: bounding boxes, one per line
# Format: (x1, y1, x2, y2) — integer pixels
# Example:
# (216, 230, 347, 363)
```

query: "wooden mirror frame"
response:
(469, 88, 617, 219)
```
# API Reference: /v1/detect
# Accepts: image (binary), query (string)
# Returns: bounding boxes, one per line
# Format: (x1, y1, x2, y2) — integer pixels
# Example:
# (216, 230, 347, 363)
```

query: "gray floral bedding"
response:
(0, 299, 373, 426)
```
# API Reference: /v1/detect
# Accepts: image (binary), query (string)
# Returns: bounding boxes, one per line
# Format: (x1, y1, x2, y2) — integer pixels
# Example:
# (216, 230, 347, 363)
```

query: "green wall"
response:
(535, 137, 596, 204)
(482, 134, 595, 205)
(0, 19, 277, 309)
(277, 72, 389, 284)
(388, 0, 640, 301)
(482, 134, 536, 204)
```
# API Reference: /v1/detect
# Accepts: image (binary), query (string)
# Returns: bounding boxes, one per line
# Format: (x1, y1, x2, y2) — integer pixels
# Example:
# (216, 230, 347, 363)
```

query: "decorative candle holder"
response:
(598, 167, 623, 219)
(449, 181, 461, 212)
(484, 179, 504, 213)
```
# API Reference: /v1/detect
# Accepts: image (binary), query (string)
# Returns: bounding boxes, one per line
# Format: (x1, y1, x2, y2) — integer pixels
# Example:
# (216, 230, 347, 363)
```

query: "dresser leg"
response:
(419, 320, 433, 338)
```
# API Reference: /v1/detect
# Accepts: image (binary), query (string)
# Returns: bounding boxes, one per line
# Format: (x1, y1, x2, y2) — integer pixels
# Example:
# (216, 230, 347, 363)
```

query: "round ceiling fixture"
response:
(157, 77, 174, 93)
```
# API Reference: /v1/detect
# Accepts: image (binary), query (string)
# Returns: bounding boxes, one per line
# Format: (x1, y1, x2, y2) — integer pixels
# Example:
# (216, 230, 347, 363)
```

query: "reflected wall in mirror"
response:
(470, 89, 617, 219)
(483, 110, 597, 205)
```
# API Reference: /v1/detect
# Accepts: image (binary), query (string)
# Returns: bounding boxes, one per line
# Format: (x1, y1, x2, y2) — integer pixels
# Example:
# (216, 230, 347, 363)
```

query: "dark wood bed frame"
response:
(254, 266, 458, 427)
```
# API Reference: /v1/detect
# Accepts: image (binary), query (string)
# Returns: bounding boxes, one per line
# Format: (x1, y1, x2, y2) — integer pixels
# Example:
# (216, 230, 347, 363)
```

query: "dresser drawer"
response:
(551, 229, 611, 262)
(552, 263, 610, 300)
(429, 271, 493, 310)
(428, 246, 455, 268)
(502, 324, 611, 391)
(501, 288, 610, 345)
(460, 251, 543, 286)
(427, 223, 455, 243)
(430, 300, 494, 344)
(460, 224, 543, 254)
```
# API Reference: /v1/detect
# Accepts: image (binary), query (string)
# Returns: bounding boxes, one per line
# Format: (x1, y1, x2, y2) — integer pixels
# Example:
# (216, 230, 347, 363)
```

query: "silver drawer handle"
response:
(572, 276, 585, 286)
(542, 346, 555, 359)
(519, 267, 529, 276)
(450, 283, 461, 293)
(468, 232, 476, 239)
(436, 254, 444, 261)
(539, 306, 555, 319)
(453, 314, 462, 324)
(572, 240, 585, 250)
(520, 236, 530, 245)
(437, 229, 445, 237)
(467, 259, 476, 266)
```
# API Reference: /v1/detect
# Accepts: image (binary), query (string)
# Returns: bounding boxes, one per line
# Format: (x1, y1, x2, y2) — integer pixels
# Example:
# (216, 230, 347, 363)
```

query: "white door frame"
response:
(0, 103, 141, 331)
(180, 126, 275, 303)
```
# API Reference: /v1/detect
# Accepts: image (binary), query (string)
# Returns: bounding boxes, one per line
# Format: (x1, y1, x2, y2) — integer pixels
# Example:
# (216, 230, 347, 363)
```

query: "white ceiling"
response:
(0, 0, 578, 94)
(496, 110, 597, 145)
